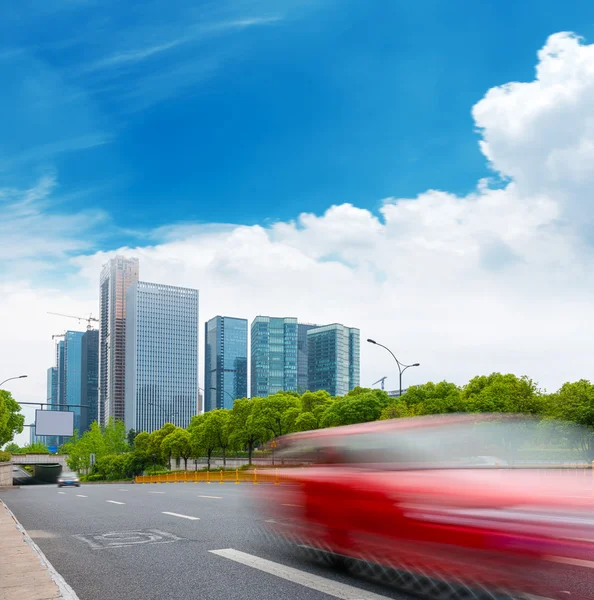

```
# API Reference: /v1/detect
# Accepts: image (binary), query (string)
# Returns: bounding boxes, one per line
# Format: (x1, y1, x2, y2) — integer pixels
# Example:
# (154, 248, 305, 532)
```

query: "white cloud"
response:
(6, 32, 594, 444)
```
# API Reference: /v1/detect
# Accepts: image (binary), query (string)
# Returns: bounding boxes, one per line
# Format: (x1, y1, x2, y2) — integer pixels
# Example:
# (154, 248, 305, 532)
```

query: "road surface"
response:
(1, 483, 593, 600)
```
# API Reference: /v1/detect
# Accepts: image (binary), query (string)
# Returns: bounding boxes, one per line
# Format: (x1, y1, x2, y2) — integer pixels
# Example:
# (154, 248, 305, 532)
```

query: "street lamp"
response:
(210, 387, 235, 406)
(367, 339, 419, 397)
(0, 375, 27, 387)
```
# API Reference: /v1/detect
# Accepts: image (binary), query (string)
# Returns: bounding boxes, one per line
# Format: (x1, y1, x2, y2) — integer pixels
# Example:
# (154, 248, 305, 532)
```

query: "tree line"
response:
(4, 372, 594, 478)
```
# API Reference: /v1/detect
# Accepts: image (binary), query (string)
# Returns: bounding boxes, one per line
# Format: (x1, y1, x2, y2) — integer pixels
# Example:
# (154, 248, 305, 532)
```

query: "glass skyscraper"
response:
(307, 324, 360, 396)
(297, 323, 319, 393)
(125, 281, 199, 433)
(205, 316, 248, 411)
(80, 329, 99, 432)
(250, 316, 298, 398)
(64, 330, 85, 432)
(99, 255, 139, 426)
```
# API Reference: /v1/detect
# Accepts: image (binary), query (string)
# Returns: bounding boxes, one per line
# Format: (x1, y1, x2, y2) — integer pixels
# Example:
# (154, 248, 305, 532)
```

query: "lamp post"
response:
(366, 339, 419, 397)
(210, 387, 235, 407)
(0, 375, 27, 387)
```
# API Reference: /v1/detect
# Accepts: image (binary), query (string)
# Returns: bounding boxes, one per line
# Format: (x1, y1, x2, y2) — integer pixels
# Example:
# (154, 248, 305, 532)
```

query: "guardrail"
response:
(136, 468, 290, 485)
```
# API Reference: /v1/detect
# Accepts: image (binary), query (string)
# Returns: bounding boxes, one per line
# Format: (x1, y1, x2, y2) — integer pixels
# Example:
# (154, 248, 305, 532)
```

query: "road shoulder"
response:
(0, 498, 79, 600)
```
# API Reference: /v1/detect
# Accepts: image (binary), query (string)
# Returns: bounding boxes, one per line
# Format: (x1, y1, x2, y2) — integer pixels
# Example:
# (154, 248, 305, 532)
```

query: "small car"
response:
(256, 413, 594, 599)
(57, 471, 80, 487)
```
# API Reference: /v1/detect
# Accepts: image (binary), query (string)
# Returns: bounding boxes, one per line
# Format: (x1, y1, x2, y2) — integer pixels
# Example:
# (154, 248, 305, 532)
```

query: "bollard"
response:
(220, 469, 223, 484)
(275, 468, 279, 485)
(253, 468, 258, 485)
(235, 468, 239, 485)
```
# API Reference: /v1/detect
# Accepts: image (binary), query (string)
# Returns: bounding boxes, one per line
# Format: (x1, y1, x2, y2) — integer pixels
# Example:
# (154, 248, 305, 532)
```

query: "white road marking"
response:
(546, 555, 594, 569)
(106, 500, 125, 505)
(57, 491, 66, 494)
(209, 548, 392, 599)
(119, 489, 129, 492)
(199, 495, 222, 499)
(162, 511, 200, 521)
(76, 494, 88, 498)
(149, 491, 165, 494)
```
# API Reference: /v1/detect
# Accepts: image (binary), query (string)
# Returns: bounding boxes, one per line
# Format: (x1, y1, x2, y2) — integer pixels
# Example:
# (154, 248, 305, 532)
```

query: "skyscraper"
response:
(297, 323, 319, 393)
(99, 256, 139, 425)
(64, 330, 85, 432)
(307, 324, 360, 396)
(205, 316, 248, 411)
(47, 367, 58, 409)
(125, 281, 199, 433)
(80, 329, 99, 432)
(250, 316, 298, 398)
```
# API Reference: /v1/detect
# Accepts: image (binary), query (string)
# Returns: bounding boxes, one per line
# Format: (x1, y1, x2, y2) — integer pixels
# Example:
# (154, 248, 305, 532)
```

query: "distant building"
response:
(204, 316, 248, 411)
(250, 316, 298, 398)
(307, 324, 360, 396)
(197, 389, 203, 415)
(47, 367, 58, 408)
(80, 329, 99, 432)
(64, 330, 85, 432)
(125, 281, 199, 433)
(297, 323, 319, 393)
(387, 389, 408, 398)
(99, 255, 139, 426)
(56, 341, 65, 407)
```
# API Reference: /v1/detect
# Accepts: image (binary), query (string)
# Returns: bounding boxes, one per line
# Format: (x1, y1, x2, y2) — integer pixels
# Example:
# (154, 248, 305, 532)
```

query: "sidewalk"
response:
(0, 499, 78, 600)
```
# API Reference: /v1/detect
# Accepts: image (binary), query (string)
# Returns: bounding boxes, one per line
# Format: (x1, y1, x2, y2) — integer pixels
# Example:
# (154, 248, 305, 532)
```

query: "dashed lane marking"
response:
(162, 512, 199, 521)
(106, 500, 125, 505)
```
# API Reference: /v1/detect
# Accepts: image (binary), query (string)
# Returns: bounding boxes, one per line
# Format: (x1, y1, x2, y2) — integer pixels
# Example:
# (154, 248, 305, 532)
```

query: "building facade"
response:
(250, 316, 298, 398)
(125, 282, 199, 433)
(307, 324, 360, 396)
(297, 323, 319, 393)
(204, 316, 248, 411)
(64, 330, 85, 433)
(99, 256, 139, 425)
(47, 367, 58, 408)
(80, 329, 99, 432)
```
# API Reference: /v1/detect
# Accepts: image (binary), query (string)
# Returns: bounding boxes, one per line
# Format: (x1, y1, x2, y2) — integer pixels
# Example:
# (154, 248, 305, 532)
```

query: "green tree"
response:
(461, 373, 545, 414)
(230, 399, 265, 464)
(162, 428, 193, 470)
(103, 418, 129, 454)
(4, 442, 20, 453)
(148, 423, 176, 467)
(0, 390, 24, 446)
(295, 391, 334, 432)
(321, 388, 390, 427)
(127, 428, 137, 447)
(134, 431, 150, 452)
(400, 381, 464, 415)
(549, 380, 594, 459)
(251, 394, 300, 440)
(379, 401, 416, 420)
(188, 414, 216, 469)
(22, 442, 50, 454)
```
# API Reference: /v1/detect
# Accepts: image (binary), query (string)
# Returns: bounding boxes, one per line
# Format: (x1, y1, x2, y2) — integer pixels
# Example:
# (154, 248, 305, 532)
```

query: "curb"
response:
(1, 499, 80, 600)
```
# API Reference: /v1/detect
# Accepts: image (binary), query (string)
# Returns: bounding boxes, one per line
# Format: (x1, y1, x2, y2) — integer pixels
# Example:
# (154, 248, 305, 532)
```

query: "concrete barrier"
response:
(0, 462, 13, 487)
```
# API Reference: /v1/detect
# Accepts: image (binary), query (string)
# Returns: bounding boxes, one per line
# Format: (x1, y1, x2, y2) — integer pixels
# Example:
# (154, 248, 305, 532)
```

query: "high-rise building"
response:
(99, 256, 139, 425)
(56, 341, 65, 407)
(47, 367, 58, 408)
(297, 323, 319, 393)
(307, 324, 360, 396)
(125, 281, 199, 433)
(250, 316, 298, 398)
(80, 329, 99, 432)
(64, 330, 85, 432)
(205, 316, 248, 411)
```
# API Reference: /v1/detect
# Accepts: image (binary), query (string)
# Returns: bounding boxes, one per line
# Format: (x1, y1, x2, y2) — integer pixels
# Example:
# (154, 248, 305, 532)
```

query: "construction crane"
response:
(52, 332, 65, 341)
(48, 312, 99, 331)
(372, 376, 387, 390)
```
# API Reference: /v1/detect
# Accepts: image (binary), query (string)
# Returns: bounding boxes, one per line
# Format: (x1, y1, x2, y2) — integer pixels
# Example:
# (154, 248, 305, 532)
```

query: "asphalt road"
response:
(0, 482, 412, 600)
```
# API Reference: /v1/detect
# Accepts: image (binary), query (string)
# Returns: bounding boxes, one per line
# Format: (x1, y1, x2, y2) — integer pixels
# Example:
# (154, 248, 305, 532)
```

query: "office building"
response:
(64, 330, 85, 432)
(250, 316, 298, 398)
(47, 367, 58, 408)
(125, 281, 199, 433)
(99, 255, 139, 425)
(307, 324, 360, 396)
(81, 329, 99, 432)
(297, 323, 319, 393)
(205, 316, 248, 411)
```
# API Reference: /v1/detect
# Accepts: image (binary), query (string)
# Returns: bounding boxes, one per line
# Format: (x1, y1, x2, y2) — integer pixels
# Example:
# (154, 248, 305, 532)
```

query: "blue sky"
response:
(3, 0, 594, 248)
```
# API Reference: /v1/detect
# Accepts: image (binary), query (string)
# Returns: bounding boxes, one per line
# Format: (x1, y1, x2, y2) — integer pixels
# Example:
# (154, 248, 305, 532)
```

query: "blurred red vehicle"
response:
(256, 414, 594, 600)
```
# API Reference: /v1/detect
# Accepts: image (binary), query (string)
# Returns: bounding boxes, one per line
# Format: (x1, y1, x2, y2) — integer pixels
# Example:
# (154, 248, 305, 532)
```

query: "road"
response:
(2, 482, 594, 600)
(0, 482, 411, 600)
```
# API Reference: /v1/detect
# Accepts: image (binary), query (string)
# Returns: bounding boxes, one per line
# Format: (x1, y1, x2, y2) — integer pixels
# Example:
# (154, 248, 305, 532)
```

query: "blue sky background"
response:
(3, 0, 594, 249)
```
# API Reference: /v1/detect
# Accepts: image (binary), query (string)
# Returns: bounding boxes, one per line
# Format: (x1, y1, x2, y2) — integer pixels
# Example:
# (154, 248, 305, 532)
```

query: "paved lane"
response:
(0, 483, 406, 600)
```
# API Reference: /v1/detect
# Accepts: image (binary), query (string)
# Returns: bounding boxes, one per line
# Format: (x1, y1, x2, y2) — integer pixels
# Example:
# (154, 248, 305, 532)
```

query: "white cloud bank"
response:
(4, 32, 594, 442)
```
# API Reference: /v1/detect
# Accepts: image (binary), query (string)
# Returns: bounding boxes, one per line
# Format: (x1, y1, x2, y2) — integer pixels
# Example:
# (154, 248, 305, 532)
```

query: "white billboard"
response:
(35, 410, 74, 437)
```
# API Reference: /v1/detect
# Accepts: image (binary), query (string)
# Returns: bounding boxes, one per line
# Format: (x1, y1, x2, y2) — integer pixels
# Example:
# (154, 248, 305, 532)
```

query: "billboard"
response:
(35, 410, 74, 437)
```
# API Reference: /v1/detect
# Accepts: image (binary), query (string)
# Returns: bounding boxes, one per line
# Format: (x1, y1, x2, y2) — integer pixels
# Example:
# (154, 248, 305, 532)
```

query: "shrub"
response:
(0, 451, 11, 462)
